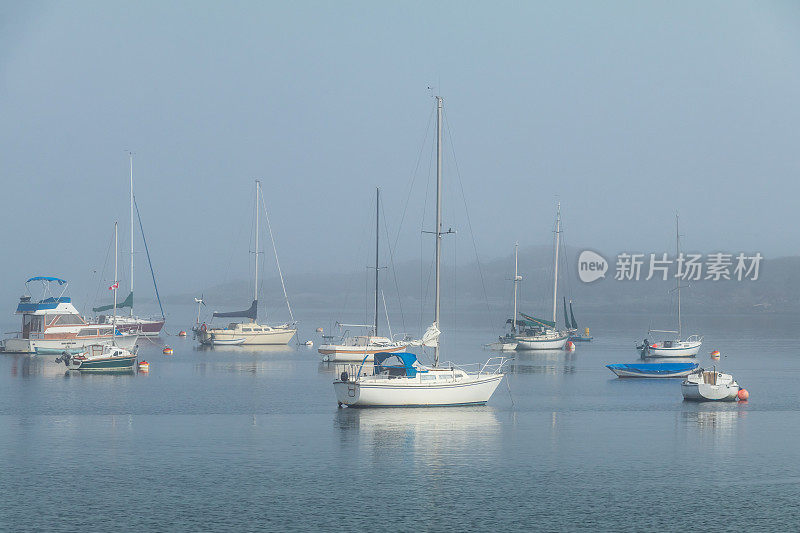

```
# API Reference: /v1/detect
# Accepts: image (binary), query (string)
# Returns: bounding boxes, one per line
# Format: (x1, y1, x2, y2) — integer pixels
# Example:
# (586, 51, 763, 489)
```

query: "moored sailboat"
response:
(333, 96, 506, 407)
(196, 180, 296, 346)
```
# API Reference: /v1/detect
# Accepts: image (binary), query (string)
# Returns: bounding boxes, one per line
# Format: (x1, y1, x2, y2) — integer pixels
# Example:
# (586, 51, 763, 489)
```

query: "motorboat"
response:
(333, 96, 506, 407)
(196, 180, 297, 346)
(56, 343, 137, 372)
(681, 368, 741, 401)
(0, 277, 138, 355)
(606, 362, 699, 378)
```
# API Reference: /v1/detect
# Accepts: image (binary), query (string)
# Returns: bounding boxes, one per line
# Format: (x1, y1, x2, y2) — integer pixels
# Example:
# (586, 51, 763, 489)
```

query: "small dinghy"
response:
(682, 368, 741, 401)
(606, 362, 699, 378)
(211, 337, 246, 346)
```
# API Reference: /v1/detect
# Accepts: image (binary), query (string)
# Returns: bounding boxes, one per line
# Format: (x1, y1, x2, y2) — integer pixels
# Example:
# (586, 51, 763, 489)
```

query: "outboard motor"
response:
(54, 351, 72, 367)
(340, 371, 349, 383)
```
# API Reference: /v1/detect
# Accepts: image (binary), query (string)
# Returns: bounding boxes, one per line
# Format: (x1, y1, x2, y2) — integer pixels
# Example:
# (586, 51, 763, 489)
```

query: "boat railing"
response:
(685, 334, 703, 343)
(441, 357, 510, 376)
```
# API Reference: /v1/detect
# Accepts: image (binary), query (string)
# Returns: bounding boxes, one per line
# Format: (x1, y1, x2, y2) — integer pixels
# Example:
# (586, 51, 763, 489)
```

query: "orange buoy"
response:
(178, 331, 187, 337)
(738, 389, 749, 401)
(316, 327, 323, 333)
(565, 341, 575, 351)
(138, 361, 150, 372)
(711, 350, 720, 361)
(163, 346, 174, 355)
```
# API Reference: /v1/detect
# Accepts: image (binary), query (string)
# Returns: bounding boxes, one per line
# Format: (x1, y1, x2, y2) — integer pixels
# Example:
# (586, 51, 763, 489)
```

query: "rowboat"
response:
(606, 362, 699, 378)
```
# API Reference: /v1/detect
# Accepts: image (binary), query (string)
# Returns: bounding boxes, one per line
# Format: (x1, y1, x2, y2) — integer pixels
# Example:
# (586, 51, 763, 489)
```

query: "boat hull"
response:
(516, 335, 568, 350)
(110, 319, 165, 336)
(2, 334, 139, 355)
(197, 327, 296, 346)
(607, 363, 699, 378)
(71, 354, 138, 372)
(681, 382, 740, 401)
(644, 340, 702, 358)
(334, 374, 504, 407)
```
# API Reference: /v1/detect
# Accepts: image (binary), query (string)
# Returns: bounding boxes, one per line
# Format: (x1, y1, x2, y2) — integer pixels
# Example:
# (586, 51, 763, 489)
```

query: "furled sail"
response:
(408, 322, 441, 348)
(563, 297, 570, 330)
(569, 301, 578, 330)
(518, 312, 556, 329)
(93, 291, 133, 313)
(213, 299, 257, 321)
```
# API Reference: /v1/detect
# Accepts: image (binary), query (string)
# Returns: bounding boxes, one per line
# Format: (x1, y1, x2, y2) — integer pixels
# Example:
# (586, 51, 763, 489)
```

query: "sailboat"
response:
(196, 180, 297, 346)
(486, 243, 521, 351)
(515, 204, 569, 350)
(56, 222, 138, 371)
(93, 154, 165, 336)
(564, 298, 592, 342)
(333, 96, 507, 407)
(638, 214, 702, 358)
(319, 188, 408, 362)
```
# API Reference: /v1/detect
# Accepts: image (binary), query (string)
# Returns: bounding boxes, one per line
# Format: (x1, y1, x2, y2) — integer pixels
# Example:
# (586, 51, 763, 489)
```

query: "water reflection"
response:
(509, 350, 577, 375)
(192, 344, 294, 355)
(335, 407, 501, 460)
(194, 359, 296, 375)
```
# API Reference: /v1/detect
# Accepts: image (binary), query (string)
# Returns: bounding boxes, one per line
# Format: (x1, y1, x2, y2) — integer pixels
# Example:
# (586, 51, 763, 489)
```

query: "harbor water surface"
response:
(1, 307, 798, 531)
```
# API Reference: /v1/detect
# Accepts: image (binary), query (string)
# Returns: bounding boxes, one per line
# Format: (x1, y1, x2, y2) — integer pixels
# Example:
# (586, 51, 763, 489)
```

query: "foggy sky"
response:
(1, 1, 799, 311)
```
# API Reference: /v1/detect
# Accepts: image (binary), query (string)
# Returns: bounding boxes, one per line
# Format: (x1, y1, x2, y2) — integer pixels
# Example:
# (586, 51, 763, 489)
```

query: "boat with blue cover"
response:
(606, 362, 699, 378)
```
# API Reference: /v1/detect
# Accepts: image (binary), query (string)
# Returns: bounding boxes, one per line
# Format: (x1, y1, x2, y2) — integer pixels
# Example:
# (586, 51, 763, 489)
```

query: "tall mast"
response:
(552, 202, 561, 324)
(254, 179, 260, 323)
(512, 242, 519, 333)
(113, 221, 118, 344)
(129, 153, 134, 317)
(434, 96, 443, 367)
(374, 187, 380, 337)
(676, 213, 681, 339)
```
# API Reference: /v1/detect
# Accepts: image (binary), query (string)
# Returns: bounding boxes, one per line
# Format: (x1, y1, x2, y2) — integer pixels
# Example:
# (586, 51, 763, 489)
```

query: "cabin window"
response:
(27, 315, 44, 333)
(421, 374, 437, 381)
(52, 314, 84, 326)
(242, 328, 252, 332)
(99, 327, 113, 335)
(78, 329, 99, 337)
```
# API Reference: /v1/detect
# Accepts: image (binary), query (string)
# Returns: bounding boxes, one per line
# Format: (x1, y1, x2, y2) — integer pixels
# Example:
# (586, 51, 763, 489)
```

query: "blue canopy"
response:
(374, 352, 421, 378)
(26, 276, 67, 285)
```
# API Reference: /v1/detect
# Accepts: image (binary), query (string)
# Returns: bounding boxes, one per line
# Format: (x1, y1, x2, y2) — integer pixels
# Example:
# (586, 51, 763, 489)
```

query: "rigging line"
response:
(420, 124, 436, 333)
(393, 105, 435, 253)
(443, 112, 497, 331)
(134, 195, 165, 319)
(87, 226, 115, 317)
(259, 188, 294, 321)
(381, 197, 406, 335)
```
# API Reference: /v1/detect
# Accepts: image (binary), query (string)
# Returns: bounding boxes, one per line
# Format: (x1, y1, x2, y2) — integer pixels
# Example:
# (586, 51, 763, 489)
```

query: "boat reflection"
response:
(193, 344, 294, 355)
(334, 407, 501, 459)
(508, 350, 576, 375)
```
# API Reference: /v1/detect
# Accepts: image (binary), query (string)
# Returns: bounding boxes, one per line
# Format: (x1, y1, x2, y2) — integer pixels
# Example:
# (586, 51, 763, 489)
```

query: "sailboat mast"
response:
(552, 202, 561, 324)
(374, 187, 380, 337)
(113, 221, 118, 343)
(129, 153, 134, 317)
(434, 96, 443, 368)
(676, 213, 681, 339)
(254, 180, 260, 323)
(512, 242, 519, 333)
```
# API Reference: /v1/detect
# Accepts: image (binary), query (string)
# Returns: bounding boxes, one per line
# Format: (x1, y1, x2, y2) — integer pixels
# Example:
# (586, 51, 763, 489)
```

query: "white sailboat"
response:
(682, 368, 740, 401)
(319, 188, 408, 362)
(486, 243, 521, 351)
(196, 180, 297, 346)
(515, 204, 568, 351)
(94, 153, 165, 336)
(333, 96, 507, 407)
(639, 215, 702, 358)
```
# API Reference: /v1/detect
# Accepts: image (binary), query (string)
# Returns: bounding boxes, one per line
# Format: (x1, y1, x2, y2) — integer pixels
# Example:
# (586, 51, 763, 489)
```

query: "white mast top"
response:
(254, 179, 260, 322)
(434, 95, 443, 368)
(676, 213, 681, 339)
(552, 202, 561, 324)
(129, 152, 134, 317)
(512, 242, 520, 333)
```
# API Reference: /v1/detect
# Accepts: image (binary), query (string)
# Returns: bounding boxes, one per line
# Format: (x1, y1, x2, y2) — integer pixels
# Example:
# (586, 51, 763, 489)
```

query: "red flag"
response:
(109, 281, 119, 290)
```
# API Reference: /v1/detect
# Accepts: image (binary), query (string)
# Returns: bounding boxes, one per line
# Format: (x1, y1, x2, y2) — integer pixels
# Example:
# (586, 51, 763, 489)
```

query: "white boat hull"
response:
(334, 374, 504, 407)
(516, 335, 568, 350)
(645, 340, 702, 358)
(2, 334, 139, 355)
(198, 327, 296, 346)
(681, 382, 739, 401)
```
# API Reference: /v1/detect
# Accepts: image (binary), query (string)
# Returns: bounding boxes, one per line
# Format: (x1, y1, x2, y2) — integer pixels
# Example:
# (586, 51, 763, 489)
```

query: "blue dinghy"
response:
(606, 362, 699, 378)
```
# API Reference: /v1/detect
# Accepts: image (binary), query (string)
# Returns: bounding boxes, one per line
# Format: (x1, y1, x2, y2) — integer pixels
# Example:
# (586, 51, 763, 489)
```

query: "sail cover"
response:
(213, 299, 257, 321)
(93, 291, 134, 313)
(518, 312, 556, 329)
(408, 322, 440, 348)
(562, 297, 569, 329)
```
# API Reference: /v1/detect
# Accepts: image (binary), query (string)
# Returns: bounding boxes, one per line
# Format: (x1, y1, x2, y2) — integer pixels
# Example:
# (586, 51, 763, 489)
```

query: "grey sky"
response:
(1, 1, 799, 310)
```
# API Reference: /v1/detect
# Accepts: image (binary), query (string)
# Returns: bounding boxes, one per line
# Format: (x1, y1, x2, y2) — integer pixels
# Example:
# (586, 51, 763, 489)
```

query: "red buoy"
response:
(565, 341, 575, 351)
(738, 389, 749, 401)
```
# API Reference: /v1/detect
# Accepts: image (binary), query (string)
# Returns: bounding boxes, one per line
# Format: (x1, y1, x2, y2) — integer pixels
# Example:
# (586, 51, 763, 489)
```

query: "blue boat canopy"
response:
(374, 352, 421, 378)
(26, 276, 67, 285)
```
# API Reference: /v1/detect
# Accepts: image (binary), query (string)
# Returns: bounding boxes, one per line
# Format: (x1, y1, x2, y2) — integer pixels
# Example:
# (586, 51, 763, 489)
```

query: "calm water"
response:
(1, 307, 799, 531)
